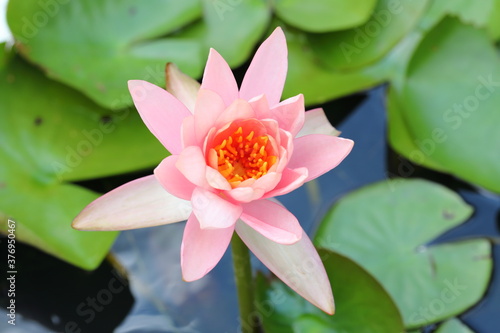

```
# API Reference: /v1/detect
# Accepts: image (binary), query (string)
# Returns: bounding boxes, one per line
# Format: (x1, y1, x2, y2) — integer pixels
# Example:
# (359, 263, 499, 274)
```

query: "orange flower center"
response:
(213, 124, 277, 185)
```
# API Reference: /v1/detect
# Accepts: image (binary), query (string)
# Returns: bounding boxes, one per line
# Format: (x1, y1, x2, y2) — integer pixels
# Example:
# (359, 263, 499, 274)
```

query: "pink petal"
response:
(297, 108, 341, 138)
(181, 115, 197, 148)
(72, 175, 191, 231)
(191, 187, 242, 229)
(236, 221, 335, 314)
(270, 94, 305, 136)
(201, 48, 239, 107)
(176, 146, 210, 189)
(194, 89, 226, 144)
(226, 187, 266, 203)
(181, 213, 234, 281)
(264, 167, 308, 198)
(165, 63, 200, 113)
(128, 80, 191, 154)
(215, 99, 255, 128)
(248, 94, 272, 120)
(206, 167, 231, 190)
(240, 199, 301, 244)
(287, 135, 354, 182)
(240, 27, 288, 107)
(250, 172, 281, 194)
(154, 156, 196, 200)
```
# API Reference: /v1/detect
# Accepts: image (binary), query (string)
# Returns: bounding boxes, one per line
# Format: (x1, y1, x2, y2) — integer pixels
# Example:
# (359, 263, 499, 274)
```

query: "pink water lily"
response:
(72, 27, 353, 314)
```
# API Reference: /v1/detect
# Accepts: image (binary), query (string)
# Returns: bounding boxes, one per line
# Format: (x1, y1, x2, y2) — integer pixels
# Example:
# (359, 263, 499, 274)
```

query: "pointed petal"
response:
(201, 48, 239, 107)
(181, 213, 234, 281)
(271, 94, 305, 136)
(297, 108, 340, 137)
(194, 89, 226, 144)
(191, 187, 242, 229)
(248, 94, 272, 120)
(154, 156, 196, 200)
(165, 63, 200, 113)
(264, 167, 308, 198)
(72, 175, 191, 231)
(287, 135, 354, 182)
(128, 80, 191, 154)
(240, 200, 301, 244)
(176, 146, 210, 188)
(215, 99, 255, 128)
(240, 27, 287, 106)
(181, 115, 197, 148)
(236, 221, 334, 314)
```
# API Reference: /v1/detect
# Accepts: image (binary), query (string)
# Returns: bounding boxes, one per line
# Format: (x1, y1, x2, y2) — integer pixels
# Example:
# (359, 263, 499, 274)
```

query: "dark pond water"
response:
(0, 86, 498, 333)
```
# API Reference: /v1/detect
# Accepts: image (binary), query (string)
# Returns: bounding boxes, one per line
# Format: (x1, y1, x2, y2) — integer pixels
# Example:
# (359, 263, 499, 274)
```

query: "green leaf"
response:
(196, 0, 270, 67)
(309, 0, 430, 70)
(435, 318, 475, 333)
(0, 53, 169, 269)
(7, 0, 271, 109)
(281, 25, 391, 105)
(487, 1, 500, 39)
(315, 179, 492, 328)
(273, 0, 377, 33)
(7, 0, 203, 109)
(420, 0, 498, 32)
(387, 87, 447, 172)
(393, 18, 500, 193)
(1, 55, 166, 183)
(256, 250, 404, 333)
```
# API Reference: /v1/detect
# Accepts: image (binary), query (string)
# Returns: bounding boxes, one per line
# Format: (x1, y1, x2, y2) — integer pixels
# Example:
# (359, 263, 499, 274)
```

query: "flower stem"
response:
(231, 233, 259, 333)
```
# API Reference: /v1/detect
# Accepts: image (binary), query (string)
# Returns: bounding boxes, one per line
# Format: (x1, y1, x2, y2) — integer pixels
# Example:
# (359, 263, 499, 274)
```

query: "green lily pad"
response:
(435, 318, 475, 333)
(281, 25, 391, 105)
(392, 18, 500, 193)
(7, 0, 203, 109)
(256, 249, 404, 333)
(315, 179, 492, 328)
(185, 0, 271, 68)
(0, 52, 169, 269)
(387, 87, 447, 172)
(273, 0, 377, 33)
(7, 0, 270, 109)
(420, 0, 500, 37)
(309, 0, 430, 71)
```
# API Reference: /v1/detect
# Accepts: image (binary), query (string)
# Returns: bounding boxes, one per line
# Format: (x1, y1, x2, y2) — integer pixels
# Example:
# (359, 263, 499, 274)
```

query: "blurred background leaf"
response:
(0, 48, 171, 268)
(272, 0, 377, 33)
(435, 318, 475, 333)
(7, 0, 270, 109)
(389, 18, 500, 193)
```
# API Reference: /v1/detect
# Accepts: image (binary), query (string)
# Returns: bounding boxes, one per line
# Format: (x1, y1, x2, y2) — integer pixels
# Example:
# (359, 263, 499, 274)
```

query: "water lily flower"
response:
(73, 27, 353, 315)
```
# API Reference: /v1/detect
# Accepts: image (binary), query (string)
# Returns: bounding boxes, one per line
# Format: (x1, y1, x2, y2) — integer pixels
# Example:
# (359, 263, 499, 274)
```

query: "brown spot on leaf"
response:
(101, 115, 112, 124)
(34, 117, 43, 126)
(442, 210, 455, 220)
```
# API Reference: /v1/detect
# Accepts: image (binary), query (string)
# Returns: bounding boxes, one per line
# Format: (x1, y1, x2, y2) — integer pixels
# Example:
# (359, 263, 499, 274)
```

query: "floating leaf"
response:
(282, 25, 391, 105)
(315, 179, 492, 328)
(7, 0, 270, 109)
(309, 0, 430, 70)
(7, 0, 203, 109)
(273, 0, 377, 33)
(0, 53, 169, 268)
(256, 250, 404, 333)
(390, 18, 500, 193)
(435, 318, 475, 333)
